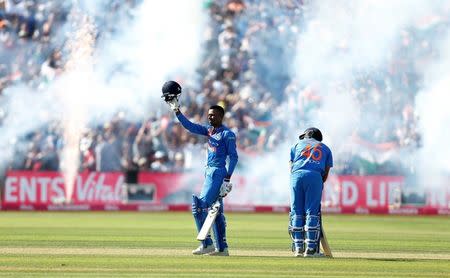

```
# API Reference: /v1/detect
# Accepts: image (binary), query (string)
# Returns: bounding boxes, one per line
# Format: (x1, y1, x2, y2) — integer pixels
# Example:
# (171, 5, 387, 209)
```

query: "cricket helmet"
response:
(299, 127, 323, 142)
(161, 80, 182, 102)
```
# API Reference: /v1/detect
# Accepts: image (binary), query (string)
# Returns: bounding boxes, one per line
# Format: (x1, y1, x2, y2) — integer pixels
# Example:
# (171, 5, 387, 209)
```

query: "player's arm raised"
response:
(176, 112, 209, 136)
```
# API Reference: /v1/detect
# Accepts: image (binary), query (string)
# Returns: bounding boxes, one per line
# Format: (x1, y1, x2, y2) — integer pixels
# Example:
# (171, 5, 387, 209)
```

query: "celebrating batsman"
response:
(288, 127, 333, 257)
(162, 81, 238, 256)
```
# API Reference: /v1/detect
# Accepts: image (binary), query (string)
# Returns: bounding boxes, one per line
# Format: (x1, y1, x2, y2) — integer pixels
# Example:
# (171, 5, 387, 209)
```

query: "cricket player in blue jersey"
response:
(162, 81, 238, 256)
(289, 127, 333, 257)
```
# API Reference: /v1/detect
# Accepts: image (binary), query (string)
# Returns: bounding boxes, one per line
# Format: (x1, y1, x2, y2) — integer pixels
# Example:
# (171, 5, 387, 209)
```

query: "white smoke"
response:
(296, 0, 441, 83)
(295, 0, 445, 146)
(0, 1, 206, 178)
(92, 0, 207, 119)
(236, 0, 449, 205)
(291, 0, 450, 198)
(415, 35, 450, 188)
(0, 86, 62, 173)
(237, 143, 292, 205)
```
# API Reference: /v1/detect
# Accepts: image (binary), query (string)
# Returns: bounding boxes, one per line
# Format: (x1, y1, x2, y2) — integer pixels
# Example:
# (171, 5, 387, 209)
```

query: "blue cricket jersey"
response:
(176, 112, 238, 177)
(290, 138, 333, 176)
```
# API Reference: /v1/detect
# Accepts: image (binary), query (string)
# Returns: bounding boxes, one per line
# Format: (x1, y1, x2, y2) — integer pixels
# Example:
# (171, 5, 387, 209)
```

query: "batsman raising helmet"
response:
(162, 81, 238, 256)
(289, 127, 333, 257)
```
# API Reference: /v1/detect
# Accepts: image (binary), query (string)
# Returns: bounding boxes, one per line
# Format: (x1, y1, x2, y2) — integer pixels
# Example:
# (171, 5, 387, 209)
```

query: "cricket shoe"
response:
(192, 244, 215, 255)
(204, 248, 229, 256)
(303, 248, 325, 258)
(293, 248, 304, 257)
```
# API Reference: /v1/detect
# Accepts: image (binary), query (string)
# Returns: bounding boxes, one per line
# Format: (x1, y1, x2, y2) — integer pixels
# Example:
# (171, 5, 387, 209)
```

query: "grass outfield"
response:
(0, 212, 449, 277)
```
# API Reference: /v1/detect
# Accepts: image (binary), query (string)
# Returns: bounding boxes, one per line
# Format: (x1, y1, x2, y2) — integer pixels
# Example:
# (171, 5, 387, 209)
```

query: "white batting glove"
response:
(219, 178, 232, 197)
(167, 98, 180, 112)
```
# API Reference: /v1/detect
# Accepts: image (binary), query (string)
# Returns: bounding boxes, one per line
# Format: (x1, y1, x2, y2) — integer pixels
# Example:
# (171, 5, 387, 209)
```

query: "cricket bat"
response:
(320, 222, 333, 258)
(196, 199, 221, 241)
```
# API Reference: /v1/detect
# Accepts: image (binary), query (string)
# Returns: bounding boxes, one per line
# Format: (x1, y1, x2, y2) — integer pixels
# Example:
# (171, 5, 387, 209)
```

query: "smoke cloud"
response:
(415, 35, 450, 189)
(238, 0, 450, 205)
(294, 0, 445, 144)
(0, 0, 206, 186)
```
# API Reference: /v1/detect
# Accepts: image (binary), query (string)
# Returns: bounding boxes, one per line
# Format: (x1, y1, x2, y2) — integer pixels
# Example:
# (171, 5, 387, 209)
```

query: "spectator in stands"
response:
(150, 150, 170, 172)
(132, 119, 155, 170)
(95, 124, 122, 172)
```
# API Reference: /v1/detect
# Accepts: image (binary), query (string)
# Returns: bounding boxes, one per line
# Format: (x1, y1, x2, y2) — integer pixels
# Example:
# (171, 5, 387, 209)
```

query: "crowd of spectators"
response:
(327, 17, 448, 175)
(1, 0, 449, 177)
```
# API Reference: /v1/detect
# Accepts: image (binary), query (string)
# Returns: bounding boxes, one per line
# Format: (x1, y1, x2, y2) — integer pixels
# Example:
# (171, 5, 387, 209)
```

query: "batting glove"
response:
(219, 178, 232, 197)
(166, 98, 180, 112)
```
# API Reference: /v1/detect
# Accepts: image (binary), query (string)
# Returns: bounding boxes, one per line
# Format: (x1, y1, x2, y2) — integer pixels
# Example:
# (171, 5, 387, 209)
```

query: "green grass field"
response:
(0, 212, 449, 277)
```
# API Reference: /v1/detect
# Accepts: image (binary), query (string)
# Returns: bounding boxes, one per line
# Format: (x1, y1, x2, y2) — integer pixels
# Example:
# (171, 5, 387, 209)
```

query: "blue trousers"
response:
(200, 166, 227, 205)
(192, 166, 228, 251)
(290, 170, 323, 251)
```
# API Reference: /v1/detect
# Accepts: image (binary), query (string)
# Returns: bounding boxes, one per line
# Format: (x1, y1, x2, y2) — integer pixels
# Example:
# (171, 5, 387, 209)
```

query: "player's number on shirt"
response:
(301, 144, 322, 161)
